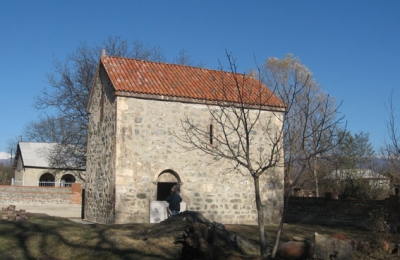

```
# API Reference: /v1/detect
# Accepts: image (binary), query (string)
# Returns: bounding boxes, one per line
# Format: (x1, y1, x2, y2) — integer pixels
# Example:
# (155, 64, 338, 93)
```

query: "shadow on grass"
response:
(0, 214, 179, 260)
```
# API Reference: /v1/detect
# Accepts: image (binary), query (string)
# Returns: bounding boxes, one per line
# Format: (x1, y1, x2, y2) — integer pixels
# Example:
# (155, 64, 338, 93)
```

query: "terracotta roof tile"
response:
(101, 56, 285, 108)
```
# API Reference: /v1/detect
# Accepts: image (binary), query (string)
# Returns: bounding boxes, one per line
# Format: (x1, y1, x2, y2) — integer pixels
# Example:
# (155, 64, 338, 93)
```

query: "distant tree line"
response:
(0, 163, 13, 185)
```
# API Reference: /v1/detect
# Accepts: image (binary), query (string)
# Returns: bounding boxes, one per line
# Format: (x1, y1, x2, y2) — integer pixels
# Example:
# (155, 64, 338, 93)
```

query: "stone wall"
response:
(111, 96, 284, 225)
(387, 195, 400, 228)
(0, 183, 82, 205)
(285, 196, 400, 229)
(85, 66, 117, 224)
(0, 183, 82, 218)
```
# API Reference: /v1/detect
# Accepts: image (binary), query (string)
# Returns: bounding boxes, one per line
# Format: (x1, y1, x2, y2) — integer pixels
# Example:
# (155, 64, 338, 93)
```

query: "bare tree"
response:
(24, 115, 78, 144)
(262, 54, 346, 258)
(173, 52, 285, 257)
(173, 49, 194, 66)
(130, 40, 166, 62)
(263, 54, 344, 198)
(24, 36, 195, 178)
(6, 136, 21, 157)
(32, 40, 109, 173)
(173, 48, 205, 67)
(383, 91, 400, 189)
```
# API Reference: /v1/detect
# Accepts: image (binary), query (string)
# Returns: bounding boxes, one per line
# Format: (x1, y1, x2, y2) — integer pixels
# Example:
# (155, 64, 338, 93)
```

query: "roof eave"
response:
(114, 91, 286, 112)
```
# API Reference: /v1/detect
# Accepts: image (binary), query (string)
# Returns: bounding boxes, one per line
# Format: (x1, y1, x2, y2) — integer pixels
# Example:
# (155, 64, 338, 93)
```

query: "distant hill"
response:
(0, 158, 13, 166)
(0, 152, 12, 166)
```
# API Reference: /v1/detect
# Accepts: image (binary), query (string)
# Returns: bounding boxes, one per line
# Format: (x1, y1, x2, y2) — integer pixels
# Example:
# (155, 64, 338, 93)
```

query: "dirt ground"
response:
(0, 212, 399, 259)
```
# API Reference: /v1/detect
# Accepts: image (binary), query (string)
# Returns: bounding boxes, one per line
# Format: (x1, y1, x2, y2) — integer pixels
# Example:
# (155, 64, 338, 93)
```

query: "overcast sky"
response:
(1, 0, 400, 158)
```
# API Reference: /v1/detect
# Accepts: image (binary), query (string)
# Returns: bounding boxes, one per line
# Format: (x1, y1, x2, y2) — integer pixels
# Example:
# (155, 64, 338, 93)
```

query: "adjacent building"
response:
(13, 142, 85, 187)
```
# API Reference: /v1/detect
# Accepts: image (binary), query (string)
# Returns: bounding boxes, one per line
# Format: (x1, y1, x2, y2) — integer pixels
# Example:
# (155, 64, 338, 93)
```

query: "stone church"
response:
(85, 52, 286, 224)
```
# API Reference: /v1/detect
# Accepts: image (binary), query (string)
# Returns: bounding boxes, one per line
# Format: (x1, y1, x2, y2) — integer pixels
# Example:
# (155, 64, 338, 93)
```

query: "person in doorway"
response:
(166, 185, 182, 216)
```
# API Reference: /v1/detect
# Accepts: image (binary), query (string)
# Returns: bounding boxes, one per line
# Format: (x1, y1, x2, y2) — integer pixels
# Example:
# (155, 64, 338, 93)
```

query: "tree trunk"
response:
(271, 190, 291, 258)
(313, 156, 319, 197)
(254, 176, 267, 257)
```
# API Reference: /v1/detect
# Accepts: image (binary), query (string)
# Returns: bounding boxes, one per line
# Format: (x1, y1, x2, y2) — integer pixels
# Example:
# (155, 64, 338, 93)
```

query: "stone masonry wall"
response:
(0, 183, 82, 205)
(113, 97, 285, 225)
(285, 196, 391, 229)
(85, 67, 117, 224)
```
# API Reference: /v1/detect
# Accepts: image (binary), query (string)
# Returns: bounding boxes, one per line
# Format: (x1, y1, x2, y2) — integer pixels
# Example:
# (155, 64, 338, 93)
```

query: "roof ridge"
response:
(102, 55, 249, 76)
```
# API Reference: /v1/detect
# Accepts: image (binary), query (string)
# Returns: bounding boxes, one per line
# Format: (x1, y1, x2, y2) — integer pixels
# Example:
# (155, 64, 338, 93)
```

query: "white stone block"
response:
(150, 201, 187, 223)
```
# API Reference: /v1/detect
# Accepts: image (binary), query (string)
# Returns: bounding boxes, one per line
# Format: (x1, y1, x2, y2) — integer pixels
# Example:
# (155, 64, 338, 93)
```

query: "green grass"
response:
(1, 213, 399, 259)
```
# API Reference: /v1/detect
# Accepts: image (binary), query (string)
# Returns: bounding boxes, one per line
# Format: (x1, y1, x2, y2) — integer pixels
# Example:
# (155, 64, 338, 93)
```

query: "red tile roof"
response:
(101, 56, 285, 108)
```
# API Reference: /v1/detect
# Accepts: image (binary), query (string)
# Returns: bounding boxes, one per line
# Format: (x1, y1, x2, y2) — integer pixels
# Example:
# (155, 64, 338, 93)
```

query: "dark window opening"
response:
(39, 173, 55, 186)
(60, 174, 76, 187)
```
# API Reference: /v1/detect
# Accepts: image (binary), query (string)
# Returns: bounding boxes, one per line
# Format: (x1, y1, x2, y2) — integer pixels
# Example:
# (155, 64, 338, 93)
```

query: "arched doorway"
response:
(39, 173, 55, 186)
(60, 174, 76, 187)
(156, 170, 181, 201)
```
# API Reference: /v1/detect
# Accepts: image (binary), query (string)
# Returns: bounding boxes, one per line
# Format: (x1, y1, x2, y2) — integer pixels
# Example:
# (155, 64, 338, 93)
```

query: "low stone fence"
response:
(285, 195, 400, 230)
(0, 183, 82, 218)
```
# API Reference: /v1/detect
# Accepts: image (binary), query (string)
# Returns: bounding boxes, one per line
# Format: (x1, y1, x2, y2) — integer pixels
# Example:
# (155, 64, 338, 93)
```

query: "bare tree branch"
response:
(263, 54, 346, 258)
(24, 37, 195, 176)
(172, 51, 285, 257)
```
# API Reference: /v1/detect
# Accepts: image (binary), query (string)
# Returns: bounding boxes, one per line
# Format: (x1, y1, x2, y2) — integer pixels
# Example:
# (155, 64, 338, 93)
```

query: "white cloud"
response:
(0, 152, 11, 159)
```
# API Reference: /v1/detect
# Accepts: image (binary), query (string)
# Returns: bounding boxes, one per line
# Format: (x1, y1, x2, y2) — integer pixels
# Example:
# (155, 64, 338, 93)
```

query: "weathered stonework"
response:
(85, 66, 117, 224)
(0, 183, 81, 205)
(85, 64, 285, 225)
(0, 184, 82, 218)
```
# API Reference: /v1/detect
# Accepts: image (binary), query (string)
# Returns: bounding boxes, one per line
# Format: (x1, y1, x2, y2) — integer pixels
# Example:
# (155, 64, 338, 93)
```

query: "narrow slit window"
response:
(209, 124, 213, 145)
